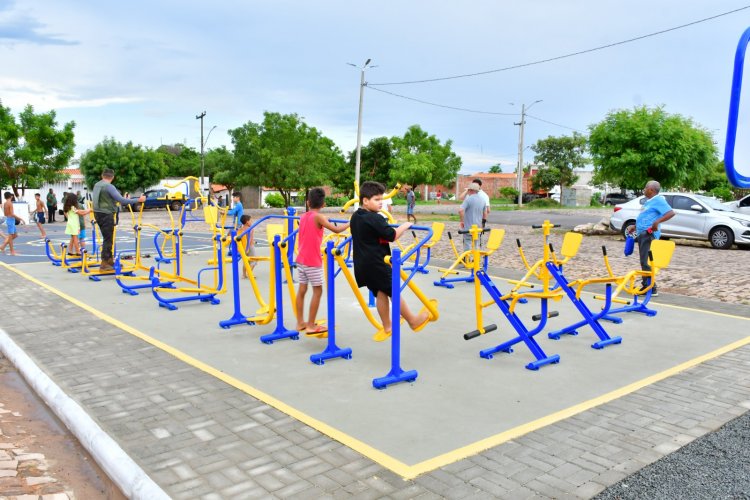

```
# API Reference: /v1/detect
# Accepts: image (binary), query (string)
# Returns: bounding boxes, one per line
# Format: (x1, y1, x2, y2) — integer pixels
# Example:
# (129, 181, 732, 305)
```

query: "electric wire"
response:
(369, 5, 750, 86)
(525, 114, 582, 132)
(367, 86, 518, 115)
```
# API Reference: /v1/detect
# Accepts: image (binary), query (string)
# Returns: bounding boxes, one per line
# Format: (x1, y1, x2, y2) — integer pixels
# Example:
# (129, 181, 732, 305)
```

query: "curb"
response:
(0, 327, 170, 500)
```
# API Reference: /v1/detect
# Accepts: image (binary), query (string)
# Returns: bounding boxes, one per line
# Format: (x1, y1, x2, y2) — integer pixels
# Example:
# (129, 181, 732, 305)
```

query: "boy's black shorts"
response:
(356, 266, 392, 298)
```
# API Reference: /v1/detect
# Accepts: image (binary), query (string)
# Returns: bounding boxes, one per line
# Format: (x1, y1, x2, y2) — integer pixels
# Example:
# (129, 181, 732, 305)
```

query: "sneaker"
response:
(639, 285, 658, 297)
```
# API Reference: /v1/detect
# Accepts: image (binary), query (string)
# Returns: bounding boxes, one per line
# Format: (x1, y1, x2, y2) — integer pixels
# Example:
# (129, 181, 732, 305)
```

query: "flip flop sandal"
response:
(305, 325, 328, 338)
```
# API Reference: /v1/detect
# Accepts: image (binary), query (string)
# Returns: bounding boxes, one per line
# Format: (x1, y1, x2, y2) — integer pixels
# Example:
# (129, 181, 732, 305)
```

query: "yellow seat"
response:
(649, 239, 675, 271)
(203, 205, 218, 225)
(266, 223, 284, 243)
(484, 228, 505, 253)
(560, 232, 583, 259)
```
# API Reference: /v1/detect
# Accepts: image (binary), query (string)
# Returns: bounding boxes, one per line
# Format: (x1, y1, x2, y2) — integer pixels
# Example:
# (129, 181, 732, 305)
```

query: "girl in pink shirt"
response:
(295, 187, 349, 336)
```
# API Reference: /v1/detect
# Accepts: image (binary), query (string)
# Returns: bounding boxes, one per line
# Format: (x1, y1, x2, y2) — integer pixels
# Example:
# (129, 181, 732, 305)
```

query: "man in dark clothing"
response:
(92, 169, 145, 271)
(46, 189, 57, 223)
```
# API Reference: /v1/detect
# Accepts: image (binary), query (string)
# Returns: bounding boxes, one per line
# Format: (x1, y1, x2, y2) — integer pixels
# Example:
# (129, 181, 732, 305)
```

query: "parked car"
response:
(609, 192, 750, 249)
(138, 189, 186, 211)
(602, 192, 634, 206)
(724, 193, 750, 215)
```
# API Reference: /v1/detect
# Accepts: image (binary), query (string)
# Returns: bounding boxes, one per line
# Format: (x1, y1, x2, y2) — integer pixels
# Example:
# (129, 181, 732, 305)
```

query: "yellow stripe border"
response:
(3, 261, 749, 480)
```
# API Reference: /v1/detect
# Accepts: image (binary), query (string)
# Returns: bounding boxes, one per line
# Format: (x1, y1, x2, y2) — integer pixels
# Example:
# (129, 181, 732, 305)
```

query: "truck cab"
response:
(141, 189, 185, 211)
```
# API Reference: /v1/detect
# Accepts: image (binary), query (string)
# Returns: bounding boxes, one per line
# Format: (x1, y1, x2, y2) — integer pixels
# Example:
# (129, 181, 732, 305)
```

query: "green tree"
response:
(156, 144, 200, 178)
(204, 146, 237, 192)
(530, 133, 585, 193)
(389, 125, 462, 190)
(488, 164, 503, 174)
(335, 136, 395, 196)
(588, 106, 717, 191)
(228, 112, 345, 206)
(80, 138, 166, 193)
(0, 104, 75, 196)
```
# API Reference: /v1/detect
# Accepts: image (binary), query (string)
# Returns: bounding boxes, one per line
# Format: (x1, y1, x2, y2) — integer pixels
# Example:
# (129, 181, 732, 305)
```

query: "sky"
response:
(2, 0, 750, 177)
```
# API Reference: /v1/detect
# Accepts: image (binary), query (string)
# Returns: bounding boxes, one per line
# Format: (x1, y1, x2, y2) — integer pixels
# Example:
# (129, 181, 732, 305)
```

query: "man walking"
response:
(459, 183, 485, 252)
(405, 186, 417, 223)
(628, 180, 674, 296)
(92, 169, 145, 272)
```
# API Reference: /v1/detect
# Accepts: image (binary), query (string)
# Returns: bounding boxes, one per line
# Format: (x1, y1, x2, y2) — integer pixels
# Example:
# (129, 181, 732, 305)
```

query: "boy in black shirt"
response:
(350, 181, 429, 340)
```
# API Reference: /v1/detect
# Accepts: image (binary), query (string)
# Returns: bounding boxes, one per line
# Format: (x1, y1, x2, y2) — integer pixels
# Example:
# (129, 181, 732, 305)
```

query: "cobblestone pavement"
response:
(1, 207, 749, 498)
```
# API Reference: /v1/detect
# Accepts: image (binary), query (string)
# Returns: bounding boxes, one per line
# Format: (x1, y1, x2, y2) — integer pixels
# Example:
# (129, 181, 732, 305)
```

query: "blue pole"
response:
(260, 234, 298, 344)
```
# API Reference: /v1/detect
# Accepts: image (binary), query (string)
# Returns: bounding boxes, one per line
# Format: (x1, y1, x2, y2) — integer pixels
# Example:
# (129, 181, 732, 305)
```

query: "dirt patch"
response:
(0, 354, 125, 499)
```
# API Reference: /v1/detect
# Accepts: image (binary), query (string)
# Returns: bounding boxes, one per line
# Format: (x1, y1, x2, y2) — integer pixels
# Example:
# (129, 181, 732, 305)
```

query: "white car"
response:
(610, 192, 750, 249)
(724, 194, 750, 215)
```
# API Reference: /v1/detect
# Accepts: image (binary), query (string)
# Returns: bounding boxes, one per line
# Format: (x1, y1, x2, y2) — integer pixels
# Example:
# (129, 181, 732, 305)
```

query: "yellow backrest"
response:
(203, 205, 218, 225)
(650, 239, 675, 270)
(561, 232, 583, 259)
(485, 228, 505, 253)
(266, 224, 284, 243)
(425, 222, 445, 248)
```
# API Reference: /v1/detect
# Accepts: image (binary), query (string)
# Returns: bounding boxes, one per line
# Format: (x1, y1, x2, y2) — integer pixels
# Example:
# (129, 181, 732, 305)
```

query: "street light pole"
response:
(348, 59, 374, 198)
(196, 111, 206, 194)
(513, 100, 542, 207)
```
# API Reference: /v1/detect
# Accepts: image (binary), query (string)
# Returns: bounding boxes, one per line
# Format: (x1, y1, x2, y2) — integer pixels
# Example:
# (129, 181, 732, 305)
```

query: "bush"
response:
(264, 193, 285, 208)
(710, 186, 734, 202)
(324, 196, 349, 207)
(590, 196, 603, 207)
(526, 197, 560, 208)
(499, 187, 519, 199)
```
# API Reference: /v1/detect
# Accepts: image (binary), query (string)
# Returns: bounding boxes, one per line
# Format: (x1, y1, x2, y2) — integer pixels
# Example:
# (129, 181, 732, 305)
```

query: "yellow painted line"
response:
(4, 260, 750, 480)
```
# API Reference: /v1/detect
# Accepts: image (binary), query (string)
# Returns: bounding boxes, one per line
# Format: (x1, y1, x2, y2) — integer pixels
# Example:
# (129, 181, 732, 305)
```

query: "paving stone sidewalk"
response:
(1, 264, 749, 499)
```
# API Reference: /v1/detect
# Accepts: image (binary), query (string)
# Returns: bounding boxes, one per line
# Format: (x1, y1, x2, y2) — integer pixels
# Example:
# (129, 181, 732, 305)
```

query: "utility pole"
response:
(513, 99, 542, 207)
(196, 111, 206, 194)
(514, 104, 526, 207)
(348, 59, 374, 201)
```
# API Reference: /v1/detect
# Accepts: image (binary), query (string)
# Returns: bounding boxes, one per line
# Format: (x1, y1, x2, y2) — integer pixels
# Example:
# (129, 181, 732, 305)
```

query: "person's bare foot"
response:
(296, 323, 307, 332)
(408, 311, 430, 331)
(9, 251, 17, 256)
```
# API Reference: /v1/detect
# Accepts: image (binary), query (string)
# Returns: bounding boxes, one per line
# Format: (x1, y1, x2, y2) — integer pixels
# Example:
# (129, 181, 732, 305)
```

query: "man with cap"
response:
(92, 169, 145, 272)
(459, 182, 485, 252)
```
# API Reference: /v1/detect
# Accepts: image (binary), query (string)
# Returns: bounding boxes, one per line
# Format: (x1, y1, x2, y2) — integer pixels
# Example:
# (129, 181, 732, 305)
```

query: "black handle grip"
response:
(464, 324, 497, 340)
(411, 231, 417, 238)
(553, 224, 561, 228)
(602, 246, 607, 256)
(531, 224, 542, 229)
(457, 229, 470, 234)
(516, 238, 522, 247)
(549, 243, 555, 254)
(447, 232, 453, 240)
(532, 311, 560, 321)
(648, 250, 654, 262)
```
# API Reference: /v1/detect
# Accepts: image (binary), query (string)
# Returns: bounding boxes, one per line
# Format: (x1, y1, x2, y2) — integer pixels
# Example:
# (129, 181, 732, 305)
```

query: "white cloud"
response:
(0, 77, 141, 111)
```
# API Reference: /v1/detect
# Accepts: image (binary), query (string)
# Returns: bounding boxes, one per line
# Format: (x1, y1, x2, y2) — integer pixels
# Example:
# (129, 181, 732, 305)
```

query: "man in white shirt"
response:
(459, 178, 490, 226)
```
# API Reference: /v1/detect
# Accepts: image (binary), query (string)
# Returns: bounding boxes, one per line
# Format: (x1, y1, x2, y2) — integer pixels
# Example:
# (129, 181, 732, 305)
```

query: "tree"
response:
(389, 125, 462, 190)
(0, 104, 76, 196)
(228, 112, 345, 206)
(588, 106, 717, 191)
(488, 164, 503, 174)
(156, 144, 200, 178)
(204, 146, 238, 193)
(334, 137, 395, 196)
(530, 133, 585, 193)
(80, 138, 166, 193)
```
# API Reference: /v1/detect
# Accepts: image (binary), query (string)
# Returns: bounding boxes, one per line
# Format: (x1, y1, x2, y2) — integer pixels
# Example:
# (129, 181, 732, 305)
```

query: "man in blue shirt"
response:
(627, 180, 674, 295)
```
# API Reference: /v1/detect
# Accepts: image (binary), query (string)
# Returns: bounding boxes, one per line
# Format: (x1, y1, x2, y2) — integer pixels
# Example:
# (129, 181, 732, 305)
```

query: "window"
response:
(671, 195, 699, 211)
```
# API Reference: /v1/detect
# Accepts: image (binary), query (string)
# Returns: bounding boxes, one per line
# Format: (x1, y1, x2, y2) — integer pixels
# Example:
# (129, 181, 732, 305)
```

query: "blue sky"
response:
(1, 1, 749, 176)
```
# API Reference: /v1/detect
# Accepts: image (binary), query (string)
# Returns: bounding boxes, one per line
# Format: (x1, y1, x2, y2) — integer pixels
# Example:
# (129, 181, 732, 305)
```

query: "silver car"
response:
(610, 192, 750, 249)
(724, 193, 750, 215)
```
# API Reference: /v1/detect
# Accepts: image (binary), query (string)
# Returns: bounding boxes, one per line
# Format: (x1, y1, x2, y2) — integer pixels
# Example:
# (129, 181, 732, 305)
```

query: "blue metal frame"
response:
(545, 263, 622, 349)
(259, 233, 299, 344)
(725, 26, 750, 189)
(373, 247, 419, 389)
(600, 286, 657, 323)
(150, 234, 224, 310)
(310, 240, 353, 364)
(433, 254, 488, 289)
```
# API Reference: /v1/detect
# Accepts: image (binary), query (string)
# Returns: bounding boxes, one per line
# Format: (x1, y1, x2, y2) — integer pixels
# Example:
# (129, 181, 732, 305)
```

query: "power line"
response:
(369, 5, 750, 86)
(367, 86, 518, 115)
(526, 114, 581, 132)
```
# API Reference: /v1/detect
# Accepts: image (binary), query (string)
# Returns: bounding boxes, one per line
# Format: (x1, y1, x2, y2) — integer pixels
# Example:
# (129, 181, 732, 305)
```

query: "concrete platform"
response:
(10, 249, 750, 480)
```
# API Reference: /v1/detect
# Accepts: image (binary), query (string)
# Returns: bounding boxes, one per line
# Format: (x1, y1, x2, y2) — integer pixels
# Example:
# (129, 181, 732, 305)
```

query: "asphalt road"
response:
(485, 210, 605, 229)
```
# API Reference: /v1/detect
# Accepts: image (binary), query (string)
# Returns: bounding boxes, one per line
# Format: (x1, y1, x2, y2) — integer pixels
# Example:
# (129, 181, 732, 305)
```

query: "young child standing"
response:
(295, 187, 350, 336)
(350, 181, 428, 340)
(32, 193, 47, 239)
(63, 193, 91, 256)
(239, 214, 256, 278)
(0, 192, 18, 255)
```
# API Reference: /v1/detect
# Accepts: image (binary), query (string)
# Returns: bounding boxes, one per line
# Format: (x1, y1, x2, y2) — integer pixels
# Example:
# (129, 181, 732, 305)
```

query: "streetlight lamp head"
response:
(364, 58, 371, 66)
